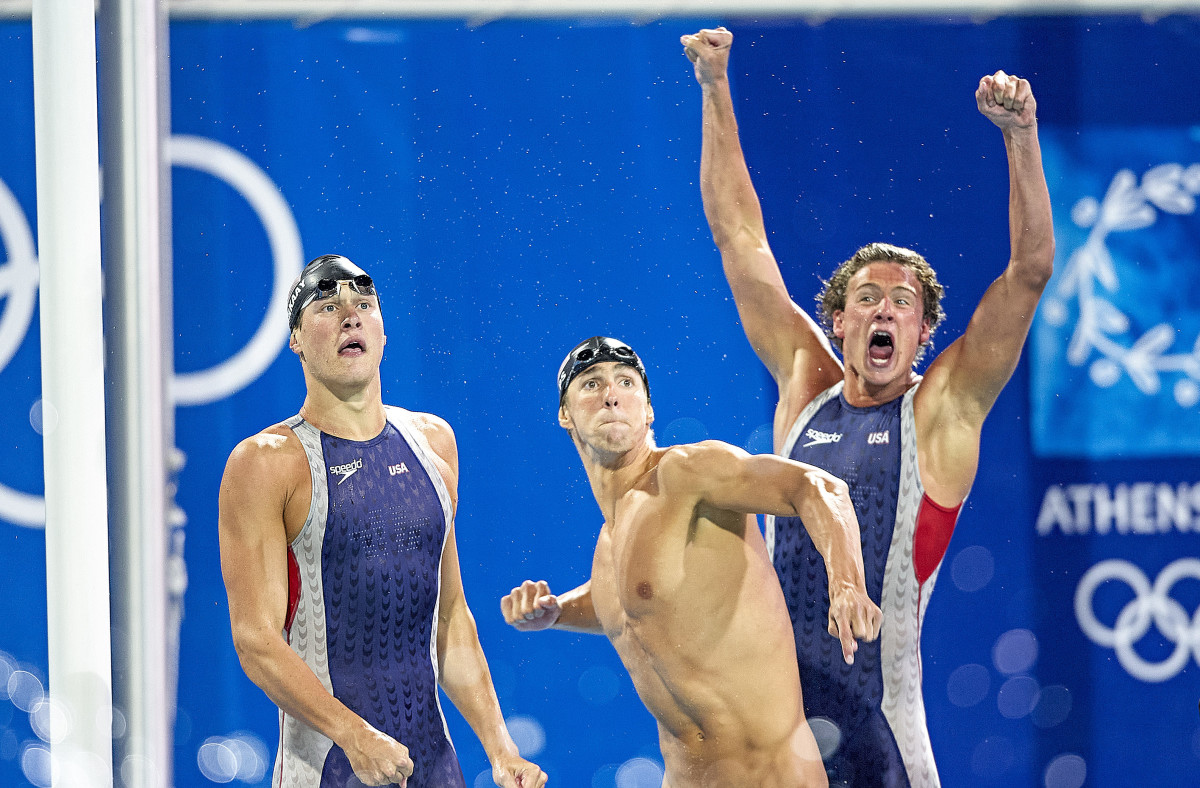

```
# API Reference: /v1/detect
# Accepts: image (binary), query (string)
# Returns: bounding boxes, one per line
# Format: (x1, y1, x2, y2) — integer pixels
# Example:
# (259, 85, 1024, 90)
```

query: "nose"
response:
(603, 381, 622, 407)
(340, 306, 362, 328)
(874, 298, 895, 320)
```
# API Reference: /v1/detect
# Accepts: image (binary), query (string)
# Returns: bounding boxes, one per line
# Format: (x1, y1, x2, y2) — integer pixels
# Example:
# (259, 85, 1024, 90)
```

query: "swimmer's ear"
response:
(558, 403, 573, 430)
(646, 402, 654, 426)
(832, 310, 846, 340)
(288, 330, 302, 357)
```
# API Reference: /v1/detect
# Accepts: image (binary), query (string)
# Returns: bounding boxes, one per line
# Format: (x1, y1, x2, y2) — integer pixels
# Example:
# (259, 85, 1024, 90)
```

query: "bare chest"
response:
(590, 494, 693, 631)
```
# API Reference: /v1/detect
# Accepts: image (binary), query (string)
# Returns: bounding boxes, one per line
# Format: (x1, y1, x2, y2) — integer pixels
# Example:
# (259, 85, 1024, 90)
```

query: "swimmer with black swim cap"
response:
(224, 250, 549, 787)
(557, 336, 650, 405)
(287, 254, 378, 330)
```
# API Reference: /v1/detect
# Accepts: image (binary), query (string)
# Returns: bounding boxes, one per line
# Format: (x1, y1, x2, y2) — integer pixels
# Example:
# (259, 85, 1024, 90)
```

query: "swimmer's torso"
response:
(272, 406, 466, 788)
(769, 381, 959, 788)
(588, 447, 825, 787)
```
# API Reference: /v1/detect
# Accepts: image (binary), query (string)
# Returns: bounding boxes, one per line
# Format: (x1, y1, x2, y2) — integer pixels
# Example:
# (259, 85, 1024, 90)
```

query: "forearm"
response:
(550, 580, 604, 633)
(700, 76, 772, 260)
(699, 71, 817, 380)
(437, 611, 520, 763)
(235, 629, 368, 747)
(797, 475, 868, 596)
(1004, 123, 1055, 286)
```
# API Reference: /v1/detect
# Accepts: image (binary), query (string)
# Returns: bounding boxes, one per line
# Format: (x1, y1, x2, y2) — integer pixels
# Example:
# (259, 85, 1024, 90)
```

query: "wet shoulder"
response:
(655, 440, 746, 496)
(226, 422, 309, 482)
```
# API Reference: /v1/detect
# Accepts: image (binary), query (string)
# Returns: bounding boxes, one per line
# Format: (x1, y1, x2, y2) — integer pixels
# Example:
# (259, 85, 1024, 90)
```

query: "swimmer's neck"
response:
(579, 440, 662, 522)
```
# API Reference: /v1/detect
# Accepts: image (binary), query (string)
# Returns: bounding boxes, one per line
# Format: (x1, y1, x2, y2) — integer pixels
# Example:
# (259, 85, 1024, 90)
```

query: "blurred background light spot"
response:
(28, 698, 69, 744)
(578, 665, 620, 706)
(1031, 685, 1073, 730)
(29, 399, 58, 437)
(197, 731, 269, 783)
(615, 756, 664, 788)
(808, 716, 842, 759)
(743, 423, 773, 455)
(661, 417, 707, 445)
(993, 628, 1039, 675)
(1043, 753, 1086, 788)
(504, 715, 546, 758)
(7, 671, 44, 713)
(946, 663, 990, 708)
(20, 742, 50, 788)
(951, 545, 995, 592)
(197, 738, 237, 783)
(997, 675, 1040, 719)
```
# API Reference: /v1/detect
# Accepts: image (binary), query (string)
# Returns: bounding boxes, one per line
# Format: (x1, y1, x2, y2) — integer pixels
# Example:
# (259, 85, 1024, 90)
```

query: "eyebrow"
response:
(575, 364, 637, 385)
(317, 290, 377, 305)
(853, 281, 918, 294)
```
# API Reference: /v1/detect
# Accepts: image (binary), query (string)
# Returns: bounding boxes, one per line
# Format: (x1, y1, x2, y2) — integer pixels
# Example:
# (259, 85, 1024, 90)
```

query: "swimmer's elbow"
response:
(230, 624, 283, 684)
(795, 467, 851, 515)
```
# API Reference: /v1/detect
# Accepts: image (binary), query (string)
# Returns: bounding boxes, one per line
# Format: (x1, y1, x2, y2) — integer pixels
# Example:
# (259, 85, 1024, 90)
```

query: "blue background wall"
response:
(1, 14, 1198, 787)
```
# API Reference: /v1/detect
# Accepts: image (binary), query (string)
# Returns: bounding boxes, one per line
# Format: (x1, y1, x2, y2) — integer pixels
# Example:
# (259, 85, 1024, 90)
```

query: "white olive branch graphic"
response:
(1042, 162, 1200, 407)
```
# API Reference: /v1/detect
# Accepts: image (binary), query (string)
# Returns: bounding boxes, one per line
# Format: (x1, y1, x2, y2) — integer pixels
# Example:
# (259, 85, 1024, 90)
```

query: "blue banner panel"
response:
(1031, 459, 1200, 783)
(1035, 127, 1200, 458)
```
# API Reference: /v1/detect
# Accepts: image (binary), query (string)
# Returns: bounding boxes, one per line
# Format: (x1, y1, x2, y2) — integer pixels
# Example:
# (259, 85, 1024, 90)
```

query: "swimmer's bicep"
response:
(218, 438, 294, 634)
(659, 441, 798, 516)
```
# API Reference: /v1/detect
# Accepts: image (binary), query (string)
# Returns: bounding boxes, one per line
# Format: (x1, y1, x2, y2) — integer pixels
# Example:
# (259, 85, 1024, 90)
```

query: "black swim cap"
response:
(287, 254, 377, 329)
(557, 336, 649, 404)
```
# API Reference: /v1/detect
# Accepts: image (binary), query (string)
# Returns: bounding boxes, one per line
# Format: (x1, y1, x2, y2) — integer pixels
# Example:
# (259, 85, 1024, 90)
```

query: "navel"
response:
(636, 580, 653, 600)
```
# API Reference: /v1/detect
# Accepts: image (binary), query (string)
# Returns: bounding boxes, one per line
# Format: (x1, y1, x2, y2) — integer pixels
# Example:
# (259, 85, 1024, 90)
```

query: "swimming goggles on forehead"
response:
(573, 344, 637, 364)
(310, 274, 376, 302)
(557, 336, 650, 403)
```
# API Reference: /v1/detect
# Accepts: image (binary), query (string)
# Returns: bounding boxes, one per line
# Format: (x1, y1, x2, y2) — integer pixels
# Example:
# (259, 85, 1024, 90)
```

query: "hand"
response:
(491, 752, 549, 788)
(826, 584, 883, 665)
(343, 722, 413, 786)
(501, 580, 562, 631)
(976, 70, 1037, 131)
(681, 27, 733, 85)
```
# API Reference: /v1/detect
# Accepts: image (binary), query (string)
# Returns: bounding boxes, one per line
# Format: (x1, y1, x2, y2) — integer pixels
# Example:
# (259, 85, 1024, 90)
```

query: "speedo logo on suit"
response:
(329, 458, 363, 484)
(803, 429, 843, 448)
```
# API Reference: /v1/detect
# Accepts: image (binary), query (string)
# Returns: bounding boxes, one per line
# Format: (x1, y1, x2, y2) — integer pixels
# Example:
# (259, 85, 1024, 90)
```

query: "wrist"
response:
(330, 711, 373, 750)
(1003, 122, 1039, 145)
(700, 73, 731, 92)
(484, 732, 520, 764)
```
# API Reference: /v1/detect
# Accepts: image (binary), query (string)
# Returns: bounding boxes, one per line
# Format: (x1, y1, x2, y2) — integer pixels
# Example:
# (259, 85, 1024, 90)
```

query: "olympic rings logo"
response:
(0, 135, 302, 529)
(1075, 558, 1200, 683)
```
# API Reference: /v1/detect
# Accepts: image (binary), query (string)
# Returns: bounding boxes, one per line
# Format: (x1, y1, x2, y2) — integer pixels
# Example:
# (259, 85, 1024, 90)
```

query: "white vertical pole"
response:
(31, 0, 114, 786)
(100, 0, 175, 784)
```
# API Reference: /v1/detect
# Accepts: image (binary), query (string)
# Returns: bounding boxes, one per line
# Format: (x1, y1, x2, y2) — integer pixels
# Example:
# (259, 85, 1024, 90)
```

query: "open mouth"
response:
(868, 331, 894, 363)
(339, 340, 365, 356)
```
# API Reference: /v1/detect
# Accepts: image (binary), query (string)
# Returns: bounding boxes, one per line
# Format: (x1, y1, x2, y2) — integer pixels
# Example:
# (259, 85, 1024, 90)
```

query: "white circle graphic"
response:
(1074, 557, 1200, 683)
(0, 175, 46, 528)
(0, 136, 302, 528)
(168, 135, 302, 406)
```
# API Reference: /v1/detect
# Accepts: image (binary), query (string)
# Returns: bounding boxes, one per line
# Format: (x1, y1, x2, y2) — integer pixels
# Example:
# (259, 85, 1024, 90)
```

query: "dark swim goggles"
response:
(290, 274, 375, 325)
(310, 274, 376, 303)
(557, 336, 649, 403)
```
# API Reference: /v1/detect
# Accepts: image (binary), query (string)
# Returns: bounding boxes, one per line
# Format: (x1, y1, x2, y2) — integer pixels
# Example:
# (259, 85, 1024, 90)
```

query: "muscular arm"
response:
(918, 72, 1054, 503)
(658, 441, 882, 660)
(684, 27, 843, 415)
(502, 578, 602, 634)
(218, 432, 412, 786)
(416, 415, 547, 788)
